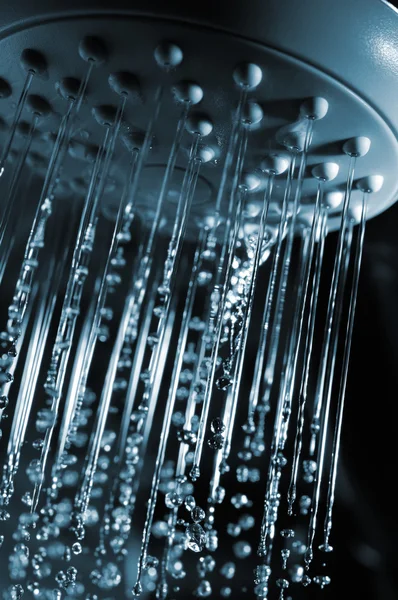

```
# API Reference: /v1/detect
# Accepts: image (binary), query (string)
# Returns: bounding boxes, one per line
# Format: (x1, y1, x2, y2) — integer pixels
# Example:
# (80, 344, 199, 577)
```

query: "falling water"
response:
(30, 101, 125, 513)
(287, 204, 328, 515)
(50, 146, 141, 493)
(0, 58, 36, 176)
(257, 117, 314, 563)
(304, 221, 354, 569)
(190, 112, 249, 481)
(322, 190, 369, 549)
(1, 207, 78, 503)
(0, 35, 379, 600)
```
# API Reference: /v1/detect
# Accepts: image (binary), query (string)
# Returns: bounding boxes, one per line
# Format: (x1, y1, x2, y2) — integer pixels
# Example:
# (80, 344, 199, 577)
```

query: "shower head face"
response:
(0, 12, 396, 236)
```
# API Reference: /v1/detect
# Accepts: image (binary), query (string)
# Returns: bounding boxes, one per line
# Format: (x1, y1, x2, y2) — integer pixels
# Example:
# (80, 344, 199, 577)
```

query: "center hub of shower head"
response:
(102, 165, 214, 224)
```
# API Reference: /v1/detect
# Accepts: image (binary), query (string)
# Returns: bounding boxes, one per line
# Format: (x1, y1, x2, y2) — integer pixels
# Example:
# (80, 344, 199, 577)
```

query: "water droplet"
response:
(220, 562, 236, 579)
(242, 419, 256, 434)
(250, 437, 266, 456)
(184, 495, 196, 511)
(214, 485, 225, 504)
(220, 586, 232, 598)
(319, 543, 333, 553)
(231, 494, 252, 509)
(237, 449, 252, 461)
(238, 514, 255, 530)
(211, 417, 226, 434)
(72, 542, 82, 555)
(195, 580, 212, 597)
(151, 522, 168, 541)
(132, 581, 142, 596)
(281, 549, 290, 569)
(21, 492, 32, 507)
(35, 408, 56, 432)
(0, 395, 9, 409)
(233, 540, 252, 559)
(165, 492, 183, 509)
(313, 575, 331, 588)
(0, 509, 10, 520)
(254, 565, 271, 584)
(26, 459, 44, 484)
(145, 555, 159, 569)
(289, 564, 304, 583)
(191, 506, 205, 523)
(185, 523, 206, 552)
(254, 583, 268, 596)
(299, 495, 311, 515)
(147, 334, 159, 348)
(197, 271, 213, 286)
(153, 305, 165, 318)
(10, 584, 24, 599)
(302, 459, 317, 483)
(190, 465, 200, 481)
(280, 529, 295, 538)
(197, 555, 216, 577)
(227, 523, 241, 537)
(90, 562, 121, 590)
(216, 373, 233, 390)
(189, 317, 205, 331)
(32, 439, 43, 450)
(208, 433, 224, 450)
(205, 529, 218, 552)
(140, 369, 150, 383)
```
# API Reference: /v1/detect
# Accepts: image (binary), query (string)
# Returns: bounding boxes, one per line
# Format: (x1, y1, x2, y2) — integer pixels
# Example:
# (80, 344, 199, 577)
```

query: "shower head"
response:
(0, 0, 396, 232)
(0, 1, 396, 599)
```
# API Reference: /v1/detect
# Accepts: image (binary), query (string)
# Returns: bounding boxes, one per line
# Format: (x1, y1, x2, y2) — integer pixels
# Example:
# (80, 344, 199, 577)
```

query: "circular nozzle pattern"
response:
(56, 77, 82, 101)
(0, 78, 12, 99)
(26, 94, 52, 118)
(154, 42, 183, 69)
(356, 175, 384, 194)
(78, 36, 108, 66)
(92, 104, 118, 127)
(0, 22, 393, 235)
(233, 63, 263, 90)
(197, 145, 216, 163)
(20, 49, 48, 78)
(261, 154, 290, 175)
(300, 97, 329, 120)
(323, 190, 345, 209)
(241, 171, 262, 192)
(311, 162, 339, 182)
(173, 81, 204, 105)
(185, 114, 213, 137)
(343, 136, 371, 157)
(108, 72, 140, 99)
(242, 101, 264, 127)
